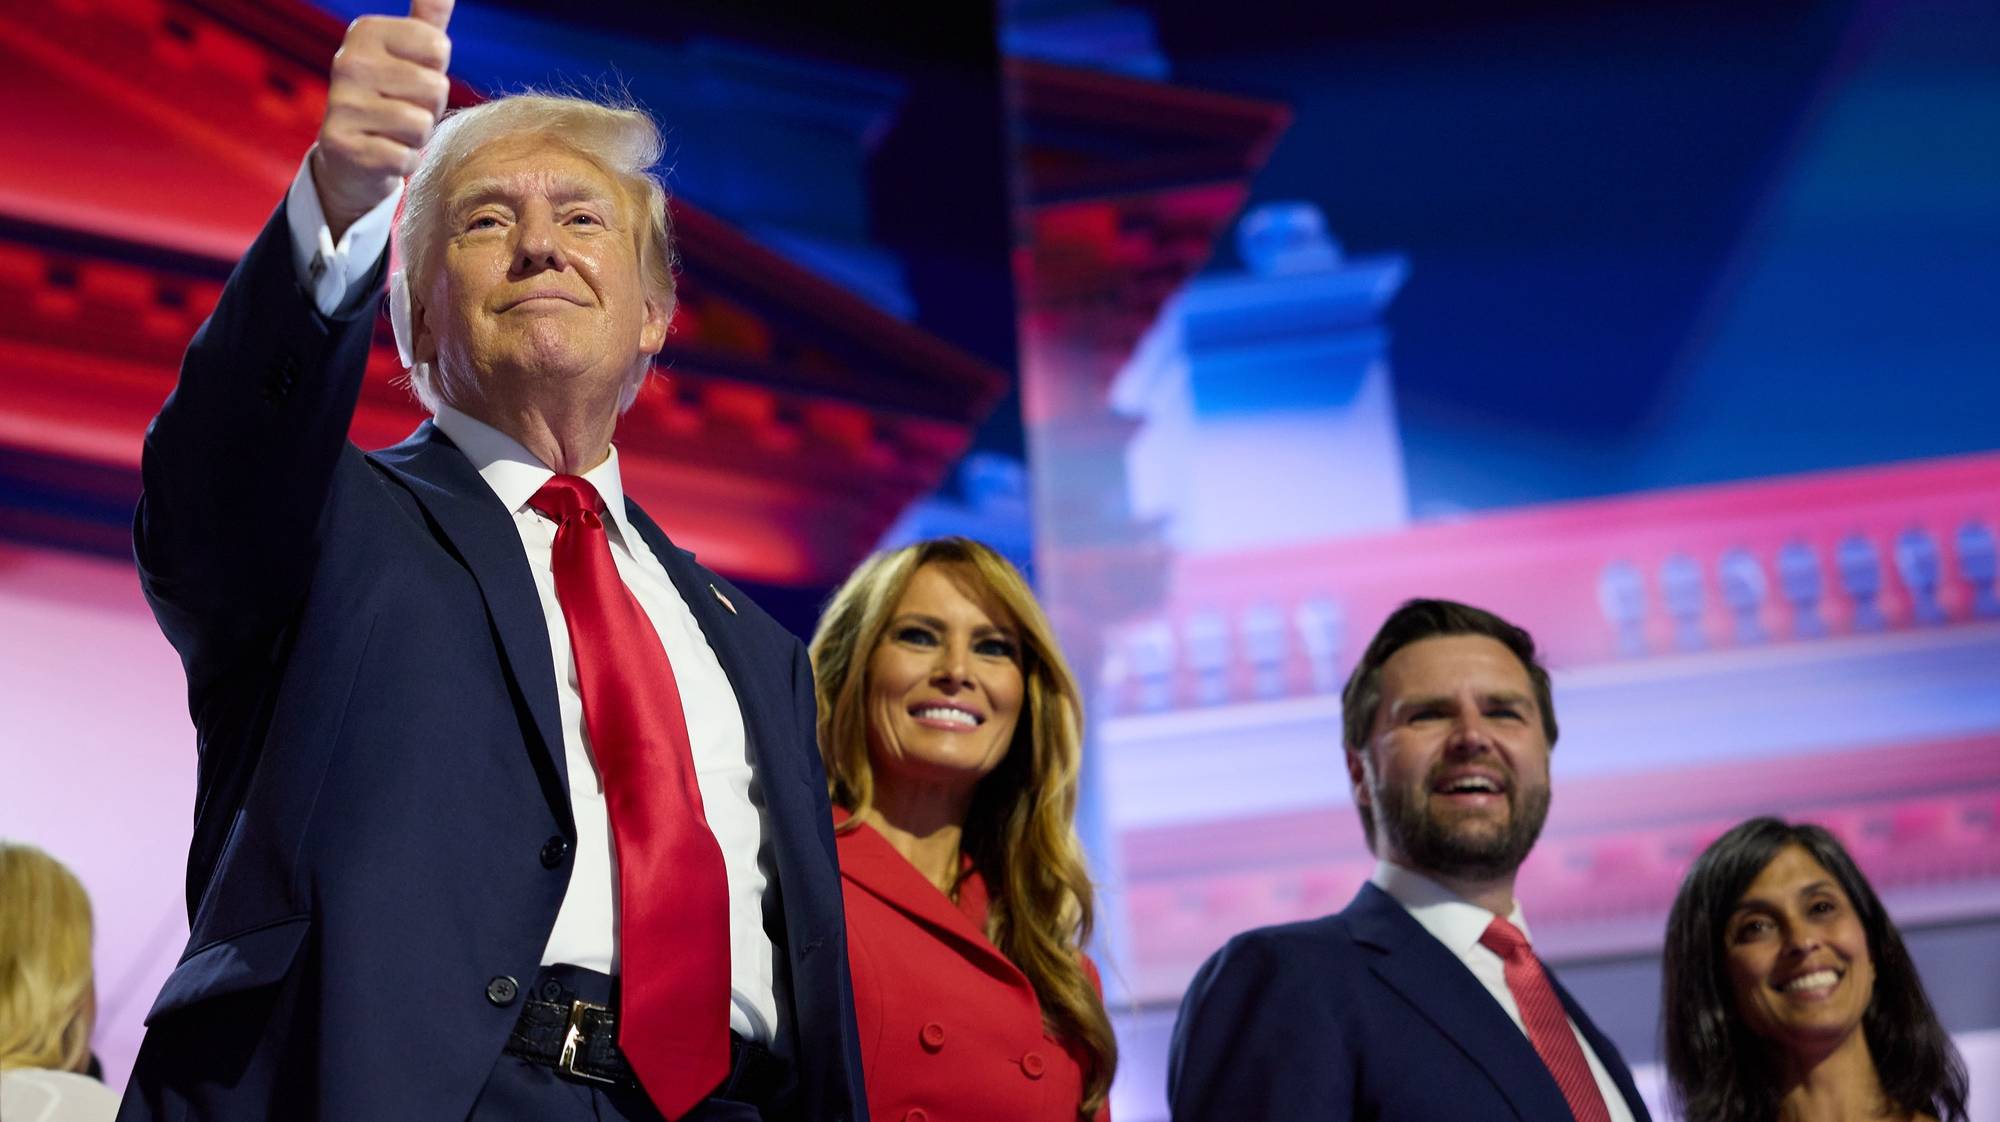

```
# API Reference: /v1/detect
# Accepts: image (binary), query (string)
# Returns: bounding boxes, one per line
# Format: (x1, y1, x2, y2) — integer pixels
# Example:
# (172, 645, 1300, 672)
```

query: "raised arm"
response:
(135, 1, 454, 673)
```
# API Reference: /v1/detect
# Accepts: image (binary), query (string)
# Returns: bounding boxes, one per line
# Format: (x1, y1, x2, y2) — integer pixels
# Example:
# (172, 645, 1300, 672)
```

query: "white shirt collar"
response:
(1370, 859, 1533, 958)
(430, 402, 635, 543)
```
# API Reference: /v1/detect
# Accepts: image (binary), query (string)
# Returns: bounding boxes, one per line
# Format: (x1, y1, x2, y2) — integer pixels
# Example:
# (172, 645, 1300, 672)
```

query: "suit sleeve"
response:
(785, 635, 872, 1121)
(791, 638, 836, 783)
(1168, 932, 1354, 1122)
(134, 199, 385, 681)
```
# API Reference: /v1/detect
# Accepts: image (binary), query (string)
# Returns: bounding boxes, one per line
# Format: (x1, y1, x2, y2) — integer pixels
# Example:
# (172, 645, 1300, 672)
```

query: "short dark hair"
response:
(1339, 599, 1557, 850)
(1661, 817, 1969, 1122)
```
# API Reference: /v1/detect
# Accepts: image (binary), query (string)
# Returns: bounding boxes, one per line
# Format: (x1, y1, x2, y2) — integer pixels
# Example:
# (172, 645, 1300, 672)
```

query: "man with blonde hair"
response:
(120, 3, 865, 1119)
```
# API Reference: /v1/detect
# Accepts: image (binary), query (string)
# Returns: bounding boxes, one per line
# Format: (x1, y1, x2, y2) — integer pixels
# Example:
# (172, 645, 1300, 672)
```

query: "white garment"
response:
(431, 405, 779, 1043)
(0, 1069, 122, 1122)
(282, 156, 780, 1043)
(1371, 861, 1638, 1122)
(284, 154, 398, 319)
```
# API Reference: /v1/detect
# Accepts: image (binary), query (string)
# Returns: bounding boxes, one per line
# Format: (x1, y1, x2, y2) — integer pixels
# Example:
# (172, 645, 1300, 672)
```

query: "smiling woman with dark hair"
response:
(1662, 817, 1968, 1122)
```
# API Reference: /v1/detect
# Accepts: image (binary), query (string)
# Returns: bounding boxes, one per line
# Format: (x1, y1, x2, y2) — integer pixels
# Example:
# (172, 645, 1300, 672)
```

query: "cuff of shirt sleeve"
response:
(286, 150, 400, 319)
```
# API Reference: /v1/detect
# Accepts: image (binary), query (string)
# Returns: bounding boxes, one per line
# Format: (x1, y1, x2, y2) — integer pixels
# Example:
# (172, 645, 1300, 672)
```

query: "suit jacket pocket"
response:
(145, 913, 311, 1025)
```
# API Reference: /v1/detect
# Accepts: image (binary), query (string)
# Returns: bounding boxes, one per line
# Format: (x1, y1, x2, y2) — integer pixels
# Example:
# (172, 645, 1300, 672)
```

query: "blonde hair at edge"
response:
(393, 91, 679, 415)
(809, 537, 1117, 1116)
(0, 843, 95, 1073)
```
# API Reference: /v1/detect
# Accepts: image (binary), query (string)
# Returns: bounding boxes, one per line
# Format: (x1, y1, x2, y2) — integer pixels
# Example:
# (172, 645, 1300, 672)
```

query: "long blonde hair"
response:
(810, 537, 1116, 1114)
(0, 843, 95, 1073)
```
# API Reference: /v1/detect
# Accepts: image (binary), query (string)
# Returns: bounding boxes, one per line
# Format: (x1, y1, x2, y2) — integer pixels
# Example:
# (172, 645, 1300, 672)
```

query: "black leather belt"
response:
(506, 990, 637, 1086)
(504, 970, 787, 1107)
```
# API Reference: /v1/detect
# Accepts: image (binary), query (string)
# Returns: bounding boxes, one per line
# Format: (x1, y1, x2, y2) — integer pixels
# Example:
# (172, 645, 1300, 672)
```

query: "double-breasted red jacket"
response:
(834, 810, 1110, 1122)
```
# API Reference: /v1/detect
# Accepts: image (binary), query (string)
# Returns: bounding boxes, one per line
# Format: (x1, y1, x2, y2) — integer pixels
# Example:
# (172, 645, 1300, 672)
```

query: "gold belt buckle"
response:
(557, 999, 618, 1085)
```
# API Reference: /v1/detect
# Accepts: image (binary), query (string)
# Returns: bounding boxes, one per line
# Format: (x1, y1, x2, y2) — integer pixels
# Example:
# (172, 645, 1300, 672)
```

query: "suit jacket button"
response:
(1021, 1051, 1046, 1079)
(919, 1022, 945, 1052)
(540, 836, 571, 868)
(902, 1111, 928, 1122)
(486, 975, 519, 1006)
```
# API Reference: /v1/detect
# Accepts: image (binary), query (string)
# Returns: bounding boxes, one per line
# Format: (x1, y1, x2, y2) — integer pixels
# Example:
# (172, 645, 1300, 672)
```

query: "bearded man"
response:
(1167, 599, 1652, 1122)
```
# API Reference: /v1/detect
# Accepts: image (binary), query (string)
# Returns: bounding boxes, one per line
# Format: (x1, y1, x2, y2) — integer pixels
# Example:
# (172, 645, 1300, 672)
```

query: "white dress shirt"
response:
(285, 155, 398, 320)
(284, 157, 780, 1043)
(1371, 861, 1637, 1122)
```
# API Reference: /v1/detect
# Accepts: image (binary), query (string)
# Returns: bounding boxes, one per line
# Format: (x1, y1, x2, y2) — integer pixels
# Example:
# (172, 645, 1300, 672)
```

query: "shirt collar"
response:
(431, 403, 634, 542)
(1370, 859, 1532, 958)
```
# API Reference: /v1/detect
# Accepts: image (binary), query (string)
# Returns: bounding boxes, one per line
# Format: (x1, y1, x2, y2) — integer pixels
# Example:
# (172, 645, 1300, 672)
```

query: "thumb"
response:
(408, 0, 454, 31)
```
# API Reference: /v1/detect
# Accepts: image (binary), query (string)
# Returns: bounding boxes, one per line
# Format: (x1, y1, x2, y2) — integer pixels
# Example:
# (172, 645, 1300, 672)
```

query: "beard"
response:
(1373, 768, 1551, 882)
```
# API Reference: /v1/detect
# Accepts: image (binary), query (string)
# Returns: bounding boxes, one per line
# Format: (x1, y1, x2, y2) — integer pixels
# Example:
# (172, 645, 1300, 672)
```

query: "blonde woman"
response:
(0, 843, 119, 1120)
(811, 537, 1116, 1121)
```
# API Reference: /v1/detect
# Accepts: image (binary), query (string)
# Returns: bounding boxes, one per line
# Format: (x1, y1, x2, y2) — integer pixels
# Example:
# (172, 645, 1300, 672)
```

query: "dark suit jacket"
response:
(1168, 883, 1650, 1122)
(118, 203, 867, 1122)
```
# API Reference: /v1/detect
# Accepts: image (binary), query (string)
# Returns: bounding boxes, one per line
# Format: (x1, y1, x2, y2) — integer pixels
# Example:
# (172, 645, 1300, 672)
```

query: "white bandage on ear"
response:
(388, 267, 415, 368)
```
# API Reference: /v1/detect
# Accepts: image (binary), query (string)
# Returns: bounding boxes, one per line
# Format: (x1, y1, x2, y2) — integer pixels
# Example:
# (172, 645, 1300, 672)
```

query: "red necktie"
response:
(1479, 917, 1613, 1122)
(529, 475, 730, 1118)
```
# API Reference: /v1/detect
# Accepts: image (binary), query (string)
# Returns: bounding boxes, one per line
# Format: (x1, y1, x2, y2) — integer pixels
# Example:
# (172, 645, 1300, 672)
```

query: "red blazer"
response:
(834, 810, 1110, 1122)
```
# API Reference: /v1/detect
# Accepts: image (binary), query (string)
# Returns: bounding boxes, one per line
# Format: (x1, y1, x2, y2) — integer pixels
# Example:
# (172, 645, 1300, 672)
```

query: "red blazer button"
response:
(1021, 1051, 1047, 1079)
(919, 1022, 946, 1052)
(903, 1111, 929, 1122)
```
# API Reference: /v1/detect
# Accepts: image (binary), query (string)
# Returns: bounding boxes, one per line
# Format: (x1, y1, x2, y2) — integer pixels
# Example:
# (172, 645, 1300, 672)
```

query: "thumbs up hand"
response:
(310, 0, 456, 239)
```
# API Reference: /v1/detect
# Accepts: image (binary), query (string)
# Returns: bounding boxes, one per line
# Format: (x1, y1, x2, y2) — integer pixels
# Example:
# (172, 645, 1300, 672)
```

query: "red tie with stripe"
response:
(529, 474, 730, 1118)
(1479, 916, 1612, 1122)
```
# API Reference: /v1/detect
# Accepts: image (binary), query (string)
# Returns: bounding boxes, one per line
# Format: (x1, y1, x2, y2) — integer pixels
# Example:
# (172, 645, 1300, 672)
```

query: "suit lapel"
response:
(1348, 883, 1577, 1122)
(832, 811, 1022, 980)
(370, 422, 571, 828)
(1554, 973, 1652, 1121)
(618, 501, 805, 788)
(621, 501, 861, 1084)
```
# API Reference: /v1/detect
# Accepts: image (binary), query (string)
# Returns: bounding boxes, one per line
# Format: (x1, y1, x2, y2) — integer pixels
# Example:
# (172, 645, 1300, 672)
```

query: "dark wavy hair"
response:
(1661, 817, 1968, 1122)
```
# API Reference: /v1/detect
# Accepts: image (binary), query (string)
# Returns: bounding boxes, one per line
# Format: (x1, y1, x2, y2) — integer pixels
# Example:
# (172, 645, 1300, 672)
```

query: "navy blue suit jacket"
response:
(118, 204, 866, 1122)
(1168, 883, 1651, 1122)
